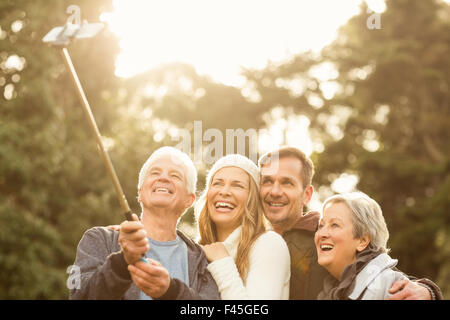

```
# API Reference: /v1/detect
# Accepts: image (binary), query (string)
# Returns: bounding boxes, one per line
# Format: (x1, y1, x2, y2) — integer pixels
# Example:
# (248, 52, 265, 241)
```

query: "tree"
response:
(244, 0, 450, 295)
(0, 0, 154, 298)
(317, 0, 449, 294)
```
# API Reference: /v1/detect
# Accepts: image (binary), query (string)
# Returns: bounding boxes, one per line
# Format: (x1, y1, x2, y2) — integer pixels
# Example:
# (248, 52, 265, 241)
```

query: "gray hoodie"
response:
(69, 226, 219, 300)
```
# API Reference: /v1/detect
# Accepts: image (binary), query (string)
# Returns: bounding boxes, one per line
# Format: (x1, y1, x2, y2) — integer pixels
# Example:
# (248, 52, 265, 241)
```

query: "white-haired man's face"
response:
(138, 155, 194, 216)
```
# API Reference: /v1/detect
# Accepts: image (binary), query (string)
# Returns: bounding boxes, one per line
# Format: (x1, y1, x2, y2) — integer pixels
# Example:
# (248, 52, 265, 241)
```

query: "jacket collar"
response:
(290, 211, 320, 233)
(348, 253, 398, 300)
(176, 230, 211, 281)
(176, 229, 197, 250)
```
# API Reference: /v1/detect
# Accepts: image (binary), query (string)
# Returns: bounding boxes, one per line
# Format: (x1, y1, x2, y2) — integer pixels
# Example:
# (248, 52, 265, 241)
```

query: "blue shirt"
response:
(139, 235, 189, 300)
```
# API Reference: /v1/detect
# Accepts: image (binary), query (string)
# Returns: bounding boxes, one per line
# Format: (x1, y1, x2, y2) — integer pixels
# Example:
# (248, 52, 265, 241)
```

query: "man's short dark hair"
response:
(258, 146, 315, 188)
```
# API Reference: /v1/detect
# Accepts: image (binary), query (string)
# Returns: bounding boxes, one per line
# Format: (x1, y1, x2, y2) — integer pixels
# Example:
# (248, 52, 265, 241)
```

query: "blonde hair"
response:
(196, 172, 267, 280)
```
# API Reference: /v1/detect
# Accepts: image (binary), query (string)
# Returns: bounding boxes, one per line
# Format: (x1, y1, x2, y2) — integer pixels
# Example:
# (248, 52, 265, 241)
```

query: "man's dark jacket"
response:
(283, 211, 329, 300)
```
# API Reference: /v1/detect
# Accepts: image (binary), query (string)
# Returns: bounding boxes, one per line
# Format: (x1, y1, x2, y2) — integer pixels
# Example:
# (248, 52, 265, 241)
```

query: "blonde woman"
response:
(196, 154, 290, 299)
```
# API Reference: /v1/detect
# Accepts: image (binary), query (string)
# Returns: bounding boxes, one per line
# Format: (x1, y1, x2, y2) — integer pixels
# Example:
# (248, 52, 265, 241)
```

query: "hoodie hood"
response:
(291, 211, 320, 233)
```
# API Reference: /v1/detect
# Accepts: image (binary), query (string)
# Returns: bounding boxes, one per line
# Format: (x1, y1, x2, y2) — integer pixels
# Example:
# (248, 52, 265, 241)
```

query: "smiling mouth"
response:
(214, 201, 236, 211)
(266, 201, 287, 208)
(320, 244, 334, 252)
(153, 187, 173, 194)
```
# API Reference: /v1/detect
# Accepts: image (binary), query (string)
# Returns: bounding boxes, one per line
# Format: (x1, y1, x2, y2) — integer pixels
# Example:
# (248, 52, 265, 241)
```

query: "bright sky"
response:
(100, 0, 390, 206)
(101, 0, 388, 87)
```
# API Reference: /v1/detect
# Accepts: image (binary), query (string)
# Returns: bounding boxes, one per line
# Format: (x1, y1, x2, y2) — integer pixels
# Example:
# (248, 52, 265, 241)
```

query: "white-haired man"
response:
(70, 147, 219, 299)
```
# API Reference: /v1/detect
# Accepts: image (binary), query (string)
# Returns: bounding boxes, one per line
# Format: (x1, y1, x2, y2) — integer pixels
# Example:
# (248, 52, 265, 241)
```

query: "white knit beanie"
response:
(205, 154, 260, 189)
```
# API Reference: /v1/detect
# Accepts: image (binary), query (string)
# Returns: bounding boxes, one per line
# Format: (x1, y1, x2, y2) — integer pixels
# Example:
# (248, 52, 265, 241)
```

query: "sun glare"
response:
(97, 0, 378, 198)
(101, 0, 366, 86)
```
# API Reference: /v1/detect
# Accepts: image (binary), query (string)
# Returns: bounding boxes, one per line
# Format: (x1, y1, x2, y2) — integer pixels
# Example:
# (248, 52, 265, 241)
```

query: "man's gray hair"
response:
(322, 191, 390, 253)
(137, 146, 197, 195)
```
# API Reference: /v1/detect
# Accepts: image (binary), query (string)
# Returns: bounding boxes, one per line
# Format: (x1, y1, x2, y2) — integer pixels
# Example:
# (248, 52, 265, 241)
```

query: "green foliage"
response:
(228, 0, 449, 297)
(317, 0, 449, 296)
(245, 0, 450, 296)
(0, 0, 152, 298)
(0, 198, 68, 299)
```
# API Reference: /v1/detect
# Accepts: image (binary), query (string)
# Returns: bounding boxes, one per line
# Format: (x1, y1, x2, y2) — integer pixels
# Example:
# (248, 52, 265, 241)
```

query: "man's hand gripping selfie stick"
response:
(43, 5, 134, 222)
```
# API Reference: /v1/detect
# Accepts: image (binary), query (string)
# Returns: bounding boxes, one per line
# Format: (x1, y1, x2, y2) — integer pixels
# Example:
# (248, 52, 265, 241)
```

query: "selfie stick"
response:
(43, 5, 134, 221)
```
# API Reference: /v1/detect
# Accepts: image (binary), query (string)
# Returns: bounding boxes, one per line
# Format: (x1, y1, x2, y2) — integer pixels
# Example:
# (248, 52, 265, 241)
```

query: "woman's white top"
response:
(206, 226, 291, 300)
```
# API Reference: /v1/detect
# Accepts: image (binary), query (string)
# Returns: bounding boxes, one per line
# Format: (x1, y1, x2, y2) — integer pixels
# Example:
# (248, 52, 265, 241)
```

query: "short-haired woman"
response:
(315, 191, 407, 300)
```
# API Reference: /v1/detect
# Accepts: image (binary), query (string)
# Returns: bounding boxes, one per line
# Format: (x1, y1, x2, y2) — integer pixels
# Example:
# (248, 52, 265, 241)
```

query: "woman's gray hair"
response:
(137, 146, 197, 195)
(322, 191, 390, 253)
